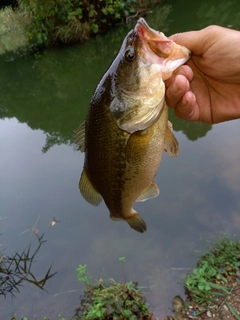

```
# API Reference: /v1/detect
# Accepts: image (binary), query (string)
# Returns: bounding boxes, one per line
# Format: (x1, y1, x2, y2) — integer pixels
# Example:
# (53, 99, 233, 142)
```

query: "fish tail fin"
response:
(125, 209, 147, 233)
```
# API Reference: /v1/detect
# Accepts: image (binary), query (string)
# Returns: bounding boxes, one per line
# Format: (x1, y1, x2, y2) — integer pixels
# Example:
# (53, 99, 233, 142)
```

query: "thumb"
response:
(169, 29, 207, 56)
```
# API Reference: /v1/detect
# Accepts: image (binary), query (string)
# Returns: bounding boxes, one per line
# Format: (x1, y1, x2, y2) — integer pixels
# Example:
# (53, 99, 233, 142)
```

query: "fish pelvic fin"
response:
(164, 123, 179, 157)
(74, 121, 85, 152)
(110, 210, 147, 233)
(79, 166, 102, 206)
(136, 181, 160, 202)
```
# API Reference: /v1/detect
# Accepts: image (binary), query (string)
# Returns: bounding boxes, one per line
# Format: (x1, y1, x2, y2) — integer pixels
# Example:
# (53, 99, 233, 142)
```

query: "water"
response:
(1, 0, 240, 318)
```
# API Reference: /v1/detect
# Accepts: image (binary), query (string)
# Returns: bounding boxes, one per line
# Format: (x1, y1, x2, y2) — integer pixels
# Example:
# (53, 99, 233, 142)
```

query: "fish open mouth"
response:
(135, 18, 191, 79)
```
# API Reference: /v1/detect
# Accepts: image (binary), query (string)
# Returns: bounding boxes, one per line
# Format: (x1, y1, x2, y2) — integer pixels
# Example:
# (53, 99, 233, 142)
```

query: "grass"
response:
(183, 235, 240, 318)
(185, 236, 240, 303)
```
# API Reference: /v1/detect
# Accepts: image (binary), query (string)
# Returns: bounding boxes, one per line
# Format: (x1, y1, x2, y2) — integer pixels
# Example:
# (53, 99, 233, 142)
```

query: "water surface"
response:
(1, 0, 240, 318)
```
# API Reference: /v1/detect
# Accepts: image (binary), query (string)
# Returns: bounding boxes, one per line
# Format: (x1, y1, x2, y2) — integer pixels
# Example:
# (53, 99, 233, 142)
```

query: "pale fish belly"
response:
(111, 104, 168, 217)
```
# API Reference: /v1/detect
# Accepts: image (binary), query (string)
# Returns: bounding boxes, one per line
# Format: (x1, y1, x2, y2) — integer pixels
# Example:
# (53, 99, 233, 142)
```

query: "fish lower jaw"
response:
(162, 57, 190, 80)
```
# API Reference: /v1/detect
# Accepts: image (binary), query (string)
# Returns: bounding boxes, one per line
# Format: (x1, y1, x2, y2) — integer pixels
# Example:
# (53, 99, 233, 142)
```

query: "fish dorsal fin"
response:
(164, 123, 179, 157)
(79, 166, 102, 206)
(74, 121, 85, 152)
(136, 181, 160, 202)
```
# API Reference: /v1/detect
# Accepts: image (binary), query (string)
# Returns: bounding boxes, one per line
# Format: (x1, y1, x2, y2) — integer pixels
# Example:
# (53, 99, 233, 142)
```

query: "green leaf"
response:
(209, 282, 231, 293)
(123, 309, 132, 317)
(208, 291, 226, 297)
(205, 283, 211, 291)
(91, 24, 99, 33)
(198, 283, 205, 291)
(226, 302, 240, 320)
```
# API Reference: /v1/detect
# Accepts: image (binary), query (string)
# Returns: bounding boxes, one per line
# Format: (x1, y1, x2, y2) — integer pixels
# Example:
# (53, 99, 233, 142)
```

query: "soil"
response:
(165, 275, 240, 320)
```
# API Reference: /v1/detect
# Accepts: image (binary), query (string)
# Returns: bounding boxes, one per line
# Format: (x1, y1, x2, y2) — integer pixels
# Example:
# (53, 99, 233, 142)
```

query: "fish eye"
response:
(125, 48, 135, 62)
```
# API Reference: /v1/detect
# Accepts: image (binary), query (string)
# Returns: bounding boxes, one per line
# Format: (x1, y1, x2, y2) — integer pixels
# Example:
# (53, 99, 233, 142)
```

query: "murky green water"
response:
(1, 0, 240, 318)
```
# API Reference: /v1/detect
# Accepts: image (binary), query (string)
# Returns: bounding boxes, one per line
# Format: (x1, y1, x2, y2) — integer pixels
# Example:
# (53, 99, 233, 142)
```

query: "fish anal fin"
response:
(74, 121, 85, 152)
(136, 181, 160, 202)
(164, 126, 179, 157)
(79, 166, 102, 206)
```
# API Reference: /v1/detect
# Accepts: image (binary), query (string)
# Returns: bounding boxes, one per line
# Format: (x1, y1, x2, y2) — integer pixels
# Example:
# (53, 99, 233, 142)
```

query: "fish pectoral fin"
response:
(125, 210, 147, 233)
(164, 126, 179, 157)
(74, 121, 85, 152)
(79, 166, 102, 206)
(168, 120, 173, 131)
(136, 181, 160, 202)
(125, 129, 150, 166)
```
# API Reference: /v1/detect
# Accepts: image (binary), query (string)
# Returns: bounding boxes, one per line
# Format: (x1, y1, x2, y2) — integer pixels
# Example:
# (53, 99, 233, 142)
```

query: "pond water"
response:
(1, 0, 240, 319)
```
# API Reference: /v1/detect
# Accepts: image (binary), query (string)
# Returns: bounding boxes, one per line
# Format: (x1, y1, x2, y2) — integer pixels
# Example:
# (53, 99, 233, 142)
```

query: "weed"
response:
(74, 263, 152, 319)
(0, 233, 56, 297)
(185, 235, 240, 306)
(76, 264, 89, 286)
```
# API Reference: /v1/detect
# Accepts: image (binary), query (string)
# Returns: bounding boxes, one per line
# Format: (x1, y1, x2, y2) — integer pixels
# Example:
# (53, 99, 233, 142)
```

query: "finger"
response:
(174, 91, 200, 122)
(165, 65, 193, 87)
(169, 31, 201, 55)
(165, 75, 189, 109)
(169, 30, 208, 55)
(169, 26, 226, 56)
(165, 65, 194, 108)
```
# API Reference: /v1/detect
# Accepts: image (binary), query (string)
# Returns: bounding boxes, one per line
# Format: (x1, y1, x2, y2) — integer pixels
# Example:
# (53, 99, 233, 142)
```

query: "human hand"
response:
(165, 25, 240, 123)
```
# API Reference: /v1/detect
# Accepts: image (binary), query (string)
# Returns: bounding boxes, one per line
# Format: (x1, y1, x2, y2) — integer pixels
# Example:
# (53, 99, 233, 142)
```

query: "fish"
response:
(74, 18, 190, 233)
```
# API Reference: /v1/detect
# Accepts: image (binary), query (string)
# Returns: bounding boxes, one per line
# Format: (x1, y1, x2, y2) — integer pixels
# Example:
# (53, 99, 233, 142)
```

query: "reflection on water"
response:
(197, 0, 240, 29)
(0, 233, 56, 297)
(0, 0, 240, 318)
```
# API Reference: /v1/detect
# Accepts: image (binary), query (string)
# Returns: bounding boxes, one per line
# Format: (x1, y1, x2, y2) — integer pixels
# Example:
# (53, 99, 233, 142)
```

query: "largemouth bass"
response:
(75, 18, 190, 233)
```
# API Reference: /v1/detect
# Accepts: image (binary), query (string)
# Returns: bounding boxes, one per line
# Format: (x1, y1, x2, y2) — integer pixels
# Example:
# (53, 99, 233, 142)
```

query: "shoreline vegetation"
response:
(0, 0, 164, 55)
(167, 236, 240, 320)
(8, 236, 240, 320)
(72, 237, 240, 320)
